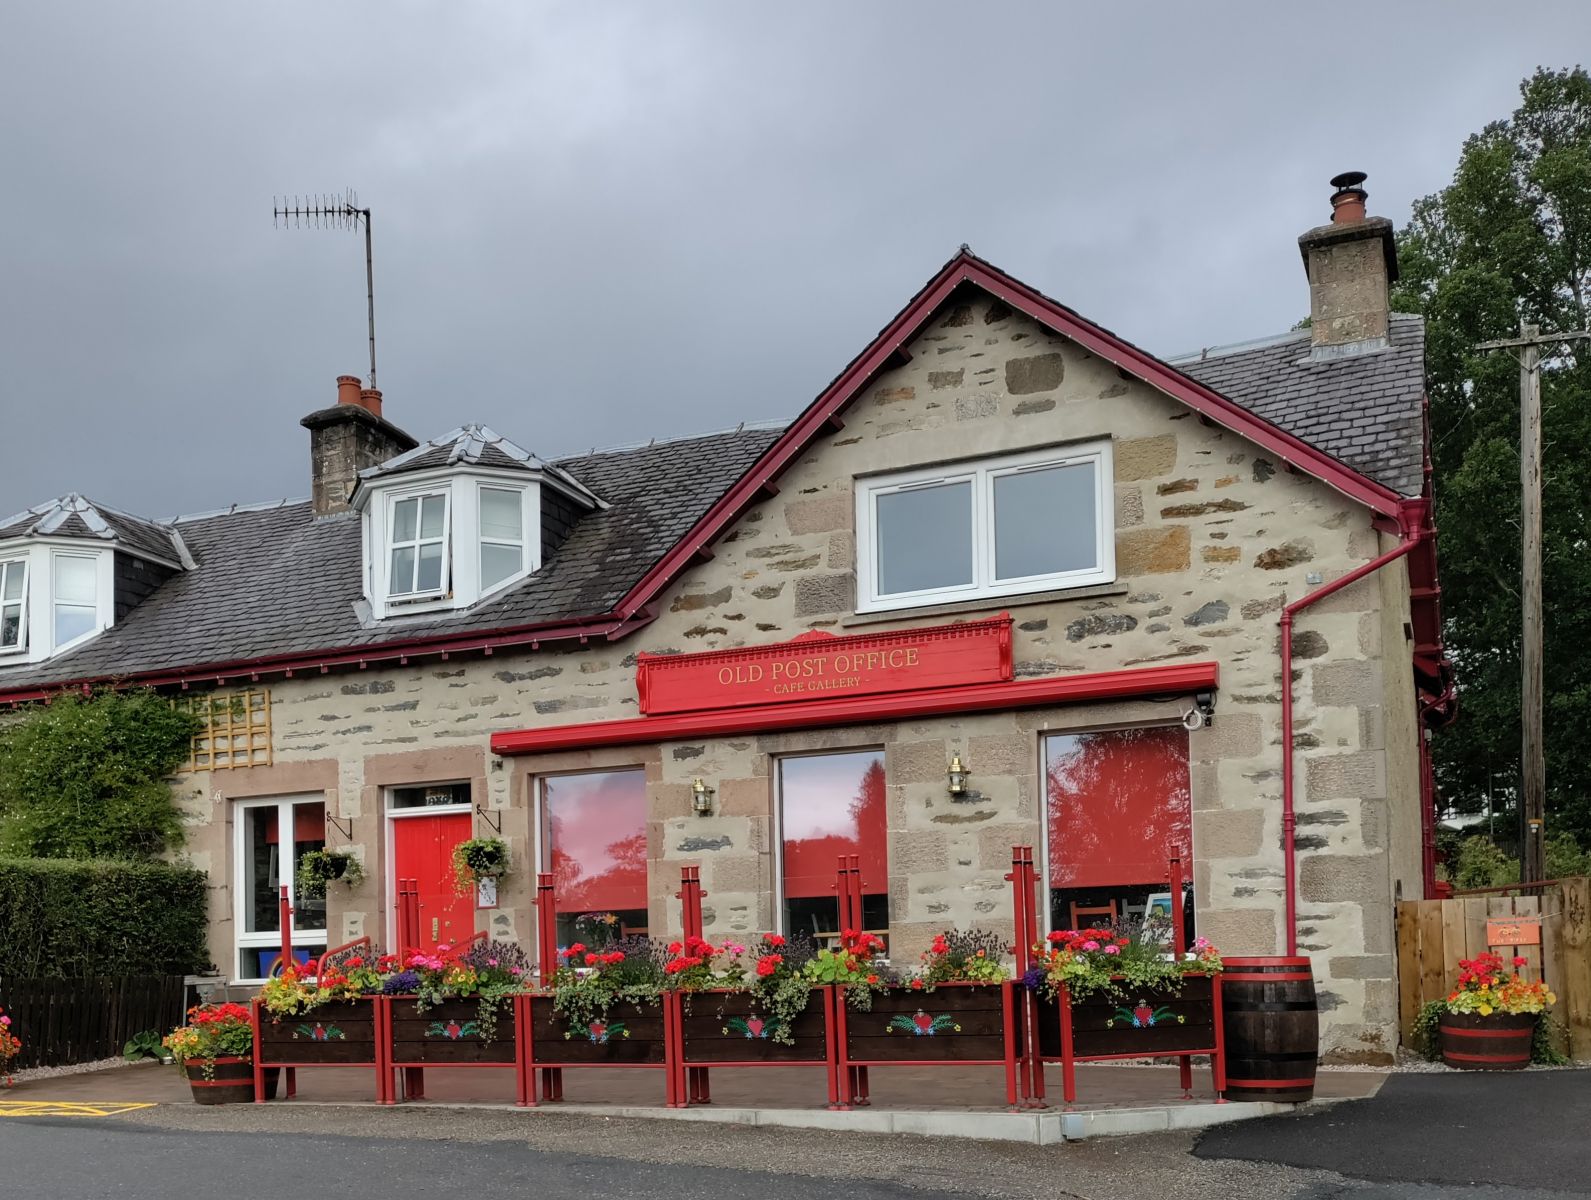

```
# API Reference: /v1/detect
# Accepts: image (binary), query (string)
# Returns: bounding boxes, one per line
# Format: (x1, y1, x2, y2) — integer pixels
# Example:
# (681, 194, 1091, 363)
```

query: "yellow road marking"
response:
(0, 1100, 156, 1117)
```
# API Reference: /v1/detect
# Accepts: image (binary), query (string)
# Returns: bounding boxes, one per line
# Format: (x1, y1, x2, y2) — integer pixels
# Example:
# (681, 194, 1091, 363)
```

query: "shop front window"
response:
(778, 749, 889, 946)
(1044, 727, 1193, 945)
(540, 768, 649, 946)
(234, 796, 327, 981)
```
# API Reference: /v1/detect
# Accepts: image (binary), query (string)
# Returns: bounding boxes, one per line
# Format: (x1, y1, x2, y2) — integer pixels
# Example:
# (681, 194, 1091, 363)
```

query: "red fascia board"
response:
(0, 609, 650, 705)
(612, 251, 1407, 622)
(491, 661, 1220, 756)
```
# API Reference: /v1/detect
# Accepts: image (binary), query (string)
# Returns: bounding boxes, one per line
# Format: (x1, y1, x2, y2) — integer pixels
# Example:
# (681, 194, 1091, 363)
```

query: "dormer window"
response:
(355, 425, 603, 622)
(388, 491, 449, 600)
(53, 553, 100, 645)
(479, 486, 527, 591)
(0, 558, 26, 652)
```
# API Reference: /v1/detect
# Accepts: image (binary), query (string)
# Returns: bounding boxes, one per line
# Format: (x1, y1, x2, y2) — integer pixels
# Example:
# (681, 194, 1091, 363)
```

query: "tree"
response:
(0, 690, 200, 860)
(1393, 67, 1591, 846)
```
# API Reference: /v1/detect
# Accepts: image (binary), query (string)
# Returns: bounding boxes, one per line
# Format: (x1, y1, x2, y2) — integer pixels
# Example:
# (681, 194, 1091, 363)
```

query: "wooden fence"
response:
(1396, 877, 1591, 1060)
(0, 976, 186, 1070)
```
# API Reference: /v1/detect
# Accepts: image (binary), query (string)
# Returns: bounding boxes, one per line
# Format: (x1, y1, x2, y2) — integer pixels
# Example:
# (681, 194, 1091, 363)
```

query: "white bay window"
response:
(52, 553, 99, 646)
(479, 485, 526, 592)
(856, 441, 1115, 612)
(388, 492, 449, 599)
(0, 559, 26, 653)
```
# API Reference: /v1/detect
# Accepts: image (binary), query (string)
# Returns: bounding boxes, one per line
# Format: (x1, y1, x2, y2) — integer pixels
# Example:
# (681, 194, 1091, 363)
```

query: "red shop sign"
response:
(636, 613, 1013, 715)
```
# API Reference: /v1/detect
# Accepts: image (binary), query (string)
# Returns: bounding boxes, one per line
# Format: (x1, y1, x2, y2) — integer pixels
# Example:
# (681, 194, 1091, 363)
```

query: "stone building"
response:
(0, 175, 1450, 1062)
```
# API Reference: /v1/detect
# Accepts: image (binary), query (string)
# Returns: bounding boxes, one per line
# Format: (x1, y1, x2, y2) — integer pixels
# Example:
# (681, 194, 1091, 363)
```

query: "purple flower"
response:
(1021, 965, 1045, 992)
(382, 970, 421, 995)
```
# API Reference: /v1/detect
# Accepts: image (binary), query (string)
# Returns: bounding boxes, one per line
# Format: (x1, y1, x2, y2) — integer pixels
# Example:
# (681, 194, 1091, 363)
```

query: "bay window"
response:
(51, 553, 98, 646)
(388, 492, 449, 599)
(777, 749, 889, 944)
(478, 485, 527, 592)
(0, 559, 25, 652)
(539, 768, 649, 945)
(1043, 726, 1193, 944)
(233, 796, 327, 981)
(856, 441, 1114, 612)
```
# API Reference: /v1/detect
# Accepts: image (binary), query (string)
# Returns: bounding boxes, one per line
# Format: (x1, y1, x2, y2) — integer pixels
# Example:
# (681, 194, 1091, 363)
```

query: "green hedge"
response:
(0, 858, 209, 978)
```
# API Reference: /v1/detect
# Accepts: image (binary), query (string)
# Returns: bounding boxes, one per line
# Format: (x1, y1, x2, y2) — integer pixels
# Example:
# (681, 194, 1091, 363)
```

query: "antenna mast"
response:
(273, 190, 379, 389)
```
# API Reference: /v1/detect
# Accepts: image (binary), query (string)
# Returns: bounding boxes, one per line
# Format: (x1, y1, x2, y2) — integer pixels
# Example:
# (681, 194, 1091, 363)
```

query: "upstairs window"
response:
(479, 486, 526, 592)
(388, 492, 449, 599)
(856, 441, 1115, 612)
(52, 553, 98, 645)
(0, 559, 25, 652)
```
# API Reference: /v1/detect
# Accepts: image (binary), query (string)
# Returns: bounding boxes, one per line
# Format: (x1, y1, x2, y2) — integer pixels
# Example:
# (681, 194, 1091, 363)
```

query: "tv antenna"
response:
(272, 190, 379, 389)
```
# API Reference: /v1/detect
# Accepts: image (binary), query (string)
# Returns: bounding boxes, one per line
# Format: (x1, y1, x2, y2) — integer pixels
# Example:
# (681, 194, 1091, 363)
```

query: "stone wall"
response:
(173, 288, 1417, 1061)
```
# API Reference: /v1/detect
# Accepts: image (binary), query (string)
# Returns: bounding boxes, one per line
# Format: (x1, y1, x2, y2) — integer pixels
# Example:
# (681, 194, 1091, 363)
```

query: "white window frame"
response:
(50, 551, 101, 650)
(0, 557, 27, 654)
(477, 483, 530, 596)
(854, 440, 1115, 613)
(385, 489, 451, 602)
(232, 794, 328, 985)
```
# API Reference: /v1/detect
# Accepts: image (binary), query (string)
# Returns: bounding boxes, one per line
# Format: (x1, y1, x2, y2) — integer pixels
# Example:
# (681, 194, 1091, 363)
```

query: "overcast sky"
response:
(2, 4, 1586, 520)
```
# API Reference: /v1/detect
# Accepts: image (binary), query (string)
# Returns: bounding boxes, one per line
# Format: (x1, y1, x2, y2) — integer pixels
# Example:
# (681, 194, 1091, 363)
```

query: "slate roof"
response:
(0, 494, 187, 566)
(0, 428, 782, 690)
(358, 423, 602, 503)
(1171, 314, 1427, 497)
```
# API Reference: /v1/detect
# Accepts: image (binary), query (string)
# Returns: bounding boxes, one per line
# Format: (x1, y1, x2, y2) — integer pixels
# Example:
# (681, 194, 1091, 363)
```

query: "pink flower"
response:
(1082, 940, 1100, 952)
(1103, 944, 1120, 955)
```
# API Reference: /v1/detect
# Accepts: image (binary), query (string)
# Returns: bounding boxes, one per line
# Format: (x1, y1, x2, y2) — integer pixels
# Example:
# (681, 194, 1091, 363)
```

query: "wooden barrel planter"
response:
(679, 988, 829, 1064)
(1438, 1011, 1535, 1071)
(256, 1000, 379, 1066)
(526, 995, 666, 1065)
(388, 998, 517, 1065)
(1066, 975, 1216, 1057)
(1221, 956, 1319, 1102)
(184, 1058, 280, 1104)
(845, 983, 1011, 1064)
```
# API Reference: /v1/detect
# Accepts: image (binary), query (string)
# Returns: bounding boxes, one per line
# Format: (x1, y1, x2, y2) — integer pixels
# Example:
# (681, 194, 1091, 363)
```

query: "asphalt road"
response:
(1, 1071, 1587, 1200)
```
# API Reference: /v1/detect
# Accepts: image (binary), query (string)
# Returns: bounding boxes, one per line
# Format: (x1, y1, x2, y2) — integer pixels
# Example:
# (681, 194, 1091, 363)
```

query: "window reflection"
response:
(779, 750, 889, 944)
(1044, 727, 1193, 943)
(542, 769, 649, 944)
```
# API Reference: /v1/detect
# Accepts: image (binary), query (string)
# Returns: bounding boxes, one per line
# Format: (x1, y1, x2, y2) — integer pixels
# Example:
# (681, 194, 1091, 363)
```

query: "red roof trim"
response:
(491, 660, 1220, 755)
(611, 249, 1409, 622)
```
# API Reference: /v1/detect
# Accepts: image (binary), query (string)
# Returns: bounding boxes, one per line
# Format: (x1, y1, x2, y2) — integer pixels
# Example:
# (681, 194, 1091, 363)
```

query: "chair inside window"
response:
(1068, 900, 1119, 930)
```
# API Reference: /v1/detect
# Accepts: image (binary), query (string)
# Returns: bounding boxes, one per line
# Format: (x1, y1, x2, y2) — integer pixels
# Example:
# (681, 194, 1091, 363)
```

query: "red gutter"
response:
(1279, 498, 1428, 954)
(492, 661, 1220, 756)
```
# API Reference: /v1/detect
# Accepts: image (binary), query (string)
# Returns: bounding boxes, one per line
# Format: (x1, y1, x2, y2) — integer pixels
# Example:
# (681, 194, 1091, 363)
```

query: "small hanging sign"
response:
(476, 878, 499, 910)
(1486, 918, 1541, 946)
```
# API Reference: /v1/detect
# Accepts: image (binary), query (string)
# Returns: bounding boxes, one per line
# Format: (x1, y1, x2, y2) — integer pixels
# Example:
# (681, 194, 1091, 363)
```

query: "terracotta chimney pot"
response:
(359, 387, 384, 418)
(336, 375, 363, 407)
(1329, 170, 1369, 225)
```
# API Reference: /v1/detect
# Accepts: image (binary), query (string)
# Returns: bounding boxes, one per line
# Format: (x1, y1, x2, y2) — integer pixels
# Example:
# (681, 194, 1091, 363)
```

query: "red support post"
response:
(1001, 980, 1019, 1111)
(823, 986, 841, 1110)
(533, 872, 564, 1102)
(1008, 845, 1046, 1108)
(676, 866, 711, 1104)
(1059, 984, 1076, 1107)
(396, 878, 421, 954)
(279, 885, 293, 972)
(1210, 974, 1227, 1102)
(251, 1000, 266, 1104)
(1169, 856, 1192, 1097)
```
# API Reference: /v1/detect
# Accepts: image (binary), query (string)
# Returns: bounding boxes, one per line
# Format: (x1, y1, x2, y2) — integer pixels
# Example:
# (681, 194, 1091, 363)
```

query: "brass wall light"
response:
(947, 754, 969, 798)
(691, 777, 715, 816)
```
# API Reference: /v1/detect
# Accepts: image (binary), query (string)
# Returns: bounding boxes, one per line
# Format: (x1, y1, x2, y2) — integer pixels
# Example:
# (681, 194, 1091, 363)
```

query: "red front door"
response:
(392, 812, 473, 953)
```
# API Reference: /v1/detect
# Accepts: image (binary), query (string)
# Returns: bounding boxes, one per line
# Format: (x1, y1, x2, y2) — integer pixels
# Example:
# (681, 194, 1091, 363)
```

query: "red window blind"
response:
(780, 751, 887, 899)
(1045, 727, 1191, 889)
(544, 769, 648, 913)
(262, 802, 326, 844)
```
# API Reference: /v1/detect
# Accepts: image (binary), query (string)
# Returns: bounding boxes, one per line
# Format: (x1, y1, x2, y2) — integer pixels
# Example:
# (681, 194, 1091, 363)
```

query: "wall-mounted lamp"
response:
(947, 754, 969, 798)
(691, 777, 715, 816)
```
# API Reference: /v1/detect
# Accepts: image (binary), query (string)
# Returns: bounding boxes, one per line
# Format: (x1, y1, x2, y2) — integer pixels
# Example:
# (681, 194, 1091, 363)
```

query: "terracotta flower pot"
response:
(1438, 1011, 1535, 1071)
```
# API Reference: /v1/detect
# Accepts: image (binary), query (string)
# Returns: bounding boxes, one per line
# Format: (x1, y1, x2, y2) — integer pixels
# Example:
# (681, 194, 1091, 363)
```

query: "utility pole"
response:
(1478, 321, 1591, 882)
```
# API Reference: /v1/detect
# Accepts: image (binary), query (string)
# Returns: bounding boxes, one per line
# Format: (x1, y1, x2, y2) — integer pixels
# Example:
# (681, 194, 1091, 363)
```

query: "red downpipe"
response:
(1280, 502, 1426, 955)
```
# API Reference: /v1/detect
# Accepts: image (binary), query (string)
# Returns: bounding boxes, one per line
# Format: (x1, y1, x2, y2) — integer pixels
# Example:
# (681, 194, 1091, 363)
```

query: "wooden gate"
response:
(1396, 877, 1591, 1060)
(0, 976, 186, 1070)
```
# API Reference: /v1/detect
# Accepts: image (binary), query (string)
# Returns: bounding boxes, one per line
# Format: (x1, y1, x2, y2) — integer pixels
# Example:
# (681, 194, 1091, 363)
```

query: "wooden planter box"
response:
(678, 988, 829, 1064)
(256, 999, 378, 1066)
(1038, 974, 1216, 1059)
(844, 983, 1012, 1064)
(526, 995, 665, 1065)
(388, 998, 517, 1065)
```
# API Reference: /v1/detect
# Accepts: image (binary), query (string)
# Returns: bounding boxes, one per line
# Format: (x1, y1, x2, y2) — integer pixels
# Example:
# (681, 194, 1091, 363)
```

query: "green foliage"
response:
(0, 690, 201, 860)
(294, 849, 364, 901)
(0, 857, 209, 976)
(1545, 831, 1591, 878)
(1392, 68, 1591, 845)
(1453, 836, 1520, 889)
(450, 837, 509, 895)
(122, 1030, 165, 1062)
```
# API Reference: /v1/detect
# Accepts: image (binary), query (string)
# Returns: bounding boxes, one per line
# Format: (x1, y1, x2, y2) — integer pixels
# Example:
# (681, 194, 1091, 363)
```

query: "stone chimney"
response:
(1299, 171, 1399, 357)
(300, 375, 418, 516)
